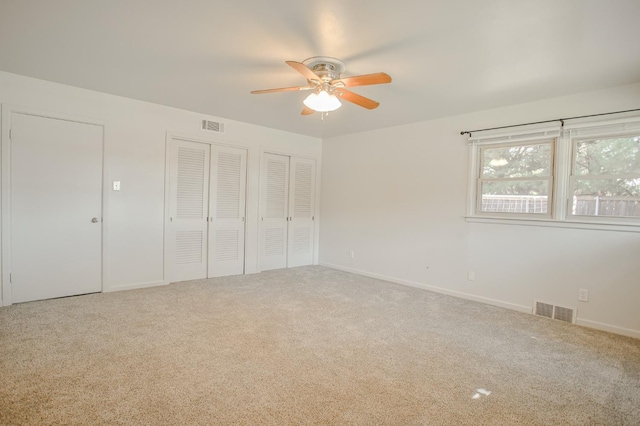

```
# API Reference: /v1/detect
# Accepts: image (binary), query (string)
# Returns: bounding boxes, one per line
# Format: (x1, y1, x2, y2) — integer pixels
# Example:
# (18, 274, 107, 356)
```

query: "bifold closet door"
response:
(208, 145, 247, 277)
(11, 113, 103, 303)
(260, 153, 316, 271)
(260, 153, 290, 271)
(168, 139, 210, 282)
(287, 157, 316, 267)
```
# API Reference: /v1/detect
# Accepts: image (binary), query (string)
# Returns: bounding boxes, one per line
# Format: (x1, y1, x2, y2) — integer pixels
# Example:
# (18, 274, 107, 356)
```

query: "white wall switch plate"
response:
(113, 181, 121, 191)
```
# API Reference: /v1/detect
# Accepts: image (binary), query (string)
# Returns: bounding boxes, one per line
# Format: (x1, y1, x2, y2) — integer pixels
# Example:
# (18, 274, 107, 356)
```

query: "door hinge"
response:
(9, 273, 12, 283)
(9, 129, 12, 140)
(312, 216, 315, 220)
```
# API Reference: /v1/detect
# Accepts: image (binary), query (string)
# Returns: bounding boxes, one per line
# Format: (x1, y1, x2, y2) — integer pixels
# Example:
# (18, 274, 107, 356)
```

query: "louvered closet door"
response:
(287, 157, 316, 267)
(208, 145, 247, 277)
(169, 140, 210, 282)
(260, 153, 290, 271)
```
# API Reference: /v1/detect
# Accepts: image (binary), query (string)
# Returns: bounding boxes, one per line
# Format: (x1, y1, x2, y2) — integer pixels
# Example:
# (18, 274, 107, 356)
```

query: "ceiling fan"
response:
(251, 57, 392, 115)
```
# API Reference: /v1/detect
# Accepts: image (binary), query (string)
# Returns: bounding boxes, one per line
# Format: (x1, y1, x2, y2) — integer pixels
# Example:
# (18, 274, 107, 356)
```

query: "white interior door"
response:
(11, 113, 103, 303)
(208, 145, 247, 277)
(260, 153, 289, 271)
(169, 139, 210, 282)
(287, 157, 316, 267)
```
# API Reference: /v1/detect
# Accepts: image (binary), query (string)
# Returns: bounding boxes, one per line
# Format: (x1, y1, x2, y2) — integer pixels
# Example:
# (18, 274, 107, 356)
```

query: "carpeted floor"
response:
(1, 266, 639, 425)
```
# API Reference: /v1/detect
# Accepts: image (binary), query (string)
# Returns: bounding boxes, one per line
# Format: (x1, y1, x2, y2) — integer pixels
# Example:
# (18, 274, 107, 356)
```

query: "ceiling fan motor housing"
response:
(303, 56, 346, 83)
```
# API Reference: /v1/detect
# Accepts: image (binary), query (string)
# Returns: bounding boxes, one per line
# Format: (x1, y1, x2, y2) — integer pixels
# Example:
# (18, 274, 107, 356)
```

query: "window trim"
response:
(466, 116, 640, 231)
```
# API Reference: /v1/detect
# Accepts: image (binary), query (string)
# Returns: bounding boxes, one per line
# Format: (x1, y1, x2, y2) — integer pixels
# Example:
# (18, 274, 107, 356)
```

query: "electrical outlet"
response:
(578, 288, 589, 302)
(349, 250, 355, 259)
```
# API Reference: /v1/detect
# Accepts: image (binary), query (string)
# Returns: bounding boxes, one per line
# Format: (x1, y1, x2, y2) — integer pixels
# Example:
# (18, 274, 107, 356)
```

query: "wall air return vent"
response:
(201, 120, 225, 133)
(534, 300, 576, 324)
(534, 301, 554, 319)
(553, 306, 575, 323)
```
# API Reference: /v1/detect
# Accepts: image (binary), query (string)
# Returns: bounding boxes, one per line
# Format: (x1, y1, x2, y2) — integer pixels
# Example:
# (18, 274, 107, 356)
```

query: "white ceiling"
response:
(1, 0, 639, 138)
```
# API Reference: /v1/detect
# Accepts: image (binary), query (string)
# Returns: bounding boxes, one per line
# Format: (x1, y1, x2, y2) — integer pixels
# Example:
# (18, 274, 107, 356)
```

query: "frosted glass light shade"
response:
(303, 90, 341, 112)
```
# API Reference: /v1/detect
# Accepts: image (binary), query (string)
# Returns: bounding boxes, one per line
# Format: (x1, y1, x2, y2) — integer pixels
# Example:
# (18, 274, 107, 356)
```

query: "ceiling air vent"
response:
(201, 120, 224, 133)
(534, 300, 576, 324)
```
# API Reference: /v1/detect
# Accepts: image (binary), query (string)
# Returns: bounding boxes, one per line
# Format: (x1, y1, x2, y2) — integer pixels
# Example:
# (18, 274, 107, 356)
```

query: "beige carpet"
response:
(1, 266, 639, 425)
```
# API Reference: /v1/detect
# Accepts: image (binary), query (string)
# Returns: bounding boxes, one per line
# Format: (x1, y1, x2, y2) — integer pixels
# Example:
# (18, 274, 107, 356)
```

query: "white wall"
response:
(320, 82, 640, 338)
(0, 71, 322, 300)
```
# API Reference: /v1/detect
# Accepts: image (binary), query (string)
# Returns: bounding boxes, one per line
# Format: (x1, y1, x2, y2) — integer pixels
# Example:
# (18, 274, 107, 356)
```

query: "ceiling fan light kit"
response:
(303, 90, 342, 112)
(251, 57, 391, 116)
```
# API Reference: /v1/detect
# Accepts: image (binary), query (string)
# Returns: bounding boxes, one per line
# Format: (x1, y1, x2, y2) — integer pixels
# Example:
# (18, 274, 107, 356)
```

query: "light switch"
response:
(113, 181, 121, 191)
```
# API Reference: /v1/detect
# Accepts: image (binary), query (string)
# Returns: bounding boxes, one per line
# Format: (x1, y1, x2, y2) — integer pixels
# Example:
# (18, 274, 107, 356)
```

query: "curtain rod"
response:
(460, 108, 640, 137)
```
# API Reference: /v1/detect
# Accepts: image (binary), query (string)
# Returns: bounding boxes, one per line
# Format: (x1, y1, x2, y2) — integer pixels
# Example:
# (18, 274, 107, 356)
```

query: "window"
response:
(467, 115, 640, 230)
(478, 141, 553, 216)
(570, 134, 640, 218)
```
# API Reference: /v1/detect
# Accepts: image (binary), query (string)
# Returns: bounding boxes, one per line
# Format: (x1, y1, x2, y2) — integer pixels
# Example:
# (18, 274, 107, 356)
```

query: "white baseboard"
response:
(320, 262, 531, 314)
(576, 318, 640, 340)
(104, 280, 169, 293)
(320, 262, 640, 339)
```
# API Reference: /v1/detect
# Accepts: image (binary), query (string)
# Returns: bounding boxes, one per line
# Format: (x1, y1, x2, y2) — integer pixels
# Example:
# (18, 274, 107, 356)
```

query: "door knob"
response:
(91, 217, 99, 223)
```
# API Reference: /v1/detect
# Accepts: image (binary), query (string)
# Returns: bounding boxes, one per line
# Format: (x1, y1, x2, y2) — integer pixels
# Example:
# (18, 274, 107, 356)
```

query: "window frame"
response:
(566, 131, 640, 225)
(475, 139, 555, 219)
(466, 116, 640, 231)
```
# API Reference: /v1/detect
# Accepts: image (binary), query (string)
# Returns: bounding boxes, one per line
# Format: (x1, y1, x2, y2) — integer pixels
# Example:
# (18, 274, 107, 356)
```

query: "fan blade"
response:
(334, 72, 391, 87)
(335, 89, 380, 109)
(251, 85, 313, 94)
(286, 61, 321, 82)
(301, 106, 315, 115)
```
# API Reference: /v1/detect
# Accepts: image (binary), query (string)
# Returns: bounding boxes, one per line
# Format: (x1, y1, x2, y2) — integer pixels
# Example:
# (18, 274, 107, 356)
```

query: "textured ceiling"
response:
(1, 0, 639, 138)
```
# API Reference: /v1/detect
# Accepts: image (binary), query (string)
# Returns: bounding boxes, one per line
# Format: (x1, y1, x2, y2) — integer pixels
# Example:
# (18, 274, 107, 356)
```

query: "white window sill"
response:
(465, 215, 640, 233)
